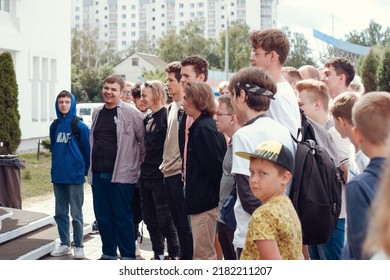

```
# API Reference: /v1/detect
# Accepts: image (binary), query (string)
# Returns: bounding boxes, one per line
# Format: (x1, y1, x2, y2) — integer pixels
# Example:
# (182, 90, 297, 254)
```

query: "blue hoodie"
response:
(50, 92, 90, 184)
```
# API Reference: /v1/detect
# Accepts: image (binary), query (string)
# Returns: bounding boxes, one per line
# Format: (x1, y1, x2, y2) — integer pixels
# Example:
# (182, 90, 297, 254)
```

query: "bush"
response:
(0, 52, 21, 155)
(40, 139, 51, 151)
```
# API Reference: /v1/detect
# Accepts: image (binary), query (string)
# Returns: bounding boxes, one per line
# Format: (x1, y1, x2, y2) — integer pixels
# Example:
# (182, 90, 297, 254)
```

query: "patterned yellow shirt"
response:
(240, 195, 302, 260)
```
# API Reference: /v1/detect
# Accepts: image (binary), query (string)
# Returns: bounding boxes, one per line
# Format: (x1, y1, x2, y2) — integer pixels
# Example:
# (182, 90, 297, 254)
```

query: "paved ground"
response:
(23, 184, 155, 260)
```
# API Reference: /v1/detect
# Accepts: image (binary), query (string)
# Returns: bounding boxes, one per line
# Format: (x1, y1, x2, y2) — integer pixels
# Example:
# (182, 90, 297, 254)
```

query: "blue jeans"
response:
(53, 183, 84, 248)
(92, 172, 135, 260)
(308, 218, 345, 260)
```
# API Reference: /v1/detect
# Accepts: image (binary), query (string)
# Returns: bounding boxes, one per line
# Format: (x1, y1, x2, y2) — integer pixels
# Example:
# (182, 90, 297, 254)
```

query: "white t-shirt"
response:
(231, 116, 296, 248)
(265, 81, 301, 137)
(327, 126, 350, 219)
(348, 145, 369, 181)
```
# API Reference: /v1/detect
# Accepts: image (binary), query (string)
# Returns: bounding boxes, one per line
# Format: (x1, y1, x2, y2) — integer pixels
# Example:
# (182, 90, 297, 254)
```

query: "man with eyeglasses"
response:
(228, 67, 296, 259)
(248, 28, 300, 137)
(121, 81, 135, 104)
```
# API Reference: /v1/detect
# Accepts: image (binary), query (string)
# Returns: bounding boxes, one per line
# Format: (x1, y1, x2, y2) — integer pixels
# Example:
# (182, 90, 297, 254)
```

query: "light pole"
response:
(224, 4, 229, 81)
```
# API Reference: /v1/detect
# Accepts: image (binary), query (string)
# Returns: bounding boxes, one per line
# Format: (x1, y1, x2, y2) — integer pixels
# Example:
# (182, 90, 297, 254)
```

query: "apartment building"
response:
(72, 0, 278, 51)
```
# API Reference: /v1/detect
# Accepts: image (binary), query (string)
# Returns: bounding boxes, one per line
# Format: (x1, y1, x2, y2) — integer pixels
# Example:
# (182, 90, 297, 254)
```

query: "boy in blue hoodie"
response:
(49, 90, 90, 259)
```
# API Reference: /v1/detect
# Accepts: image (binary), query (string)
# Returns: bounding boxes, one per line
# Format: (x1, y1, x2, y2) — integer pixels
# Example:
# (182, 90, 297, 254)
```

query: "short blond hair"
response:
(330, 91, 359, 125)
(352, 91, 390, 145)
(295, 79, 330, 111)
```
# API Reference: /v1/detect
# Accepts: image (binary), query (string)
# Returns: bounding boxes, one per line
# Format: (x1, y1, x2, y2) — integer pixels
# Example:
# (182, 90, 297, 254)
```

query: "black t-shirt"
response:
(140, 107, 167, 180)
(92, 106, 118, 172)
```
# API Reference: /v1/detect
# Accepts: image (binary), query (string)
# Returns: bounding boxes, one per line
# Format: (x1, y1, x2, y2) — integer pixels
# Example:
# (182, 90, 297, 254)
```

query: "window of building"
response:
(131, 5, 136, 10)
(122, 5, 126, 10)
(190, 3, 194, 8)
(179, 3, 184, 8)
(122, 14, 126, 19)
(122, 32, 126, 36)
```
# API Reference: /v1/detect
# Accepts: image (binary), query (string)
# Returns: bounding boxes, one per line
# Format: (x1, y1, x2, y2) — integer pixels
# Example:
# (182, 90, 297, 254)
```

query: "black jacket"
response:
(185, 114, 227, 214)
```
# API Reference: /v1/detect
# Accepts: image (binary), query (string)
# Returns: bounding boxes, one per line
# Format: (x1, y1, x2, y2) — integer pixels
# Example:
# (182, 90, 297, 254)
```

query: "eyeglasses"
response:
(123, 90, 131, 95)
(250, 51, 270, 58)
(216, 112, 233, 117)
(235, 82, 275, 100)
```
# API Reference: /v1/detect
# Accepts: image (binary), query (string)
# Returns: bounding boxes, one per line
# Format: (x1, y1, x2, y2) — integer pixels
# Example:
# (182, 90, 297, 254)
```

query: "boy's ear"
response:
(337, 116, 346, 128)
(237, 89, 246, 103)
(282, 170, 292, 185)
(351, 126, 363, 146)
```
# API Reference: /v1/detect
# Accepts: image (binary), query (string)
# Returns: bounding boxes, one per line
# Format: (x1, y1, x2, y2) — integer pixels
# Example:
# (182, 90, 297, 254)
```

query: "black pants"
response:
(132, 186, 142, 238)
(217, 221, 236, 260)
(164, 174, 193, 260)
(140, 179, 179, 257)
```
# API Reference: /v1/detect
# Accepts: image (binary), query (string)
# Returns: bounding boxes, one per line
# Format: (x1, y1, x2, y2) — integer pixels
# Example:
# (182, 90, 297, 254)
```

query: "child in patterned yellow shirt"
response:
(236, 140, 302, 260)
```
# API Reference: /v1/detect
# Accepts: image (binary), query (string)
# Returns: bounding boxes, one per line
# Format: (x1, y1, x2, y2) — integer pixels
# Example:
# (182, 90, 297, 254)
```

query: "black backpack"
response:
(50, 116, 83, 151)
(289, 110, 342, 245)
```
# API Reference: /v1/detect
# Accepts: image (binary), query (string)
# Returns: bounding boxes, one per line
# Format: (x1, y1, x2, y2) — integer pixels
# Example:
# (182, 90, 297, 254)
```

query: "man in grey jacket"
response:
(89, 75, 145, 260)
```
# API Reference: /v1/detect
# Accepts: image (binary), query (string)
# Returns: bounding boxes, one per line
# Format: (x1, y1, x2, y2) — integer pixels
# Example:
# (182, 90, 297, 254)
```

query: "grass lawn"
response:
(19, 152, 53, 200)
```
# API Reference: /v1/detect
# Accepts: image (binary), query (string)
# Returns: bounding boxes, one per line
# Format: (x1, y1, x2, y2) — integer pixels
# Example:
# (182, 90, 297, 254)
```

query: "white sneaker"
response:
(74, 247, 85, 259)
(135, 241, 141, 257)
(50, 245, 71, 257)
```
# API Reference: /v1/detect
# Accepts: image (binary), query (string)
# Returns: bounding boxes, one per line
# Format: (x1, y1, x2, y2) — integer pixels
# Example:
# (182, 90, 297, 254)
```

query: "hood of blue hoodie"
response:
(55, 91, 77, 122)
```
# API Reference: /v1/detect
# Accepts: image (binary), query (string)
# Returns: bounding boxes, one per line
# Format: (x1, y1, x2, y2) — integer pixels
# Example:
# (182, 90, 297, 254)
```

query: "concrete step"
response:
(0, 207, 93, 260)
(0, 207, 54, 244)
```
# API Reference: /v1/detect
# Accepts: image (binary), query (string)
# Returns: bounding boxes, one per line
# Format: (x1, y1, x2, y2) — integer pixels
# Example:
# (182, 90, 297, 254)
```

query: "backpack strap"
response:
(50, 119, 59, 152)
(71, 115, 83, 150)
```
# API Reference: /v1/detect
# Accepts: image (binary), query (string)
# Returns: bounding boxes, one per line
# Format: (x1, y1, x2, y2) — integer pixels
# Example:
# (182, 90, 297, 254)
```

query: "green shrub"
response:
(0, 52, 21, 155)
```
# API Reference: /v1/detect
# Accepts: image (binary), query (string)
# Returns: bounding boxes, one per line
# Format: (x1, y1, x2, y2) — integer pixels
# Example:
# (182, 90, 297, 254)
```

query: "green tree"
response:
(0, 52, 21, 154)
(71, 28, 117, 102)
(71, 65, 113, 103)
(157, 32, 185, 64)
(142, 68, 167, 82)
(218, 22, 251, 72)
(360, 48, 380, 92)
(345, 20, 390, 47)
(157, 19, 209, 64)
(283, 27, 317, 68)
(377, 48, 390, 92)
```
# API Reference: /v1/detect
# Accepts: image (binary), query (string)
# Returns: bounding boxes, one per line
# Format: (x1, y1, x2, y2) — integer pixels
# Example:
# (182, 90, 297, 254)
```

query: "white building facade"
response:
(72, 0, 278, 51)
(0, 0, 71, 141)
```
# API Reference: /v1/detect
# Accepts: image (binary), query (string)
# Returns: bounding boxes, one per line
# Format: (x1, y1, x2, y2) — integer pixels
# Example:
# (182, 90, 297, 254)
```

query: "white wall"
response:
(0, 0, 71, 140)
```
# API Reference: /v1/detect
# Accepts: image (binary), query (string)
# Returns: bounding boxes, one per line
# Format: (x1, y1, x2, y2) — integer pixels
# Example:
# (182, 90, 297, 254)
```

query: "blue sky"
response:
(277, 0, 390, 55)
